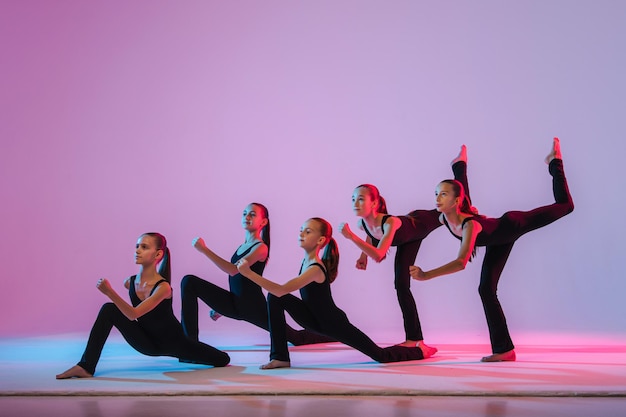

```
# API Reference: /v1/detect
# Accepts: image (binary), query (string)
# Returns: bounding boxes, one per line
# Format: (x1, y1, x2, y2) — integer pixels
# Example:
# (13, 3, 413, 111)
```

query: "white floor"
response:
(2, 334, 626, 416)
(2, 396, 626, 417)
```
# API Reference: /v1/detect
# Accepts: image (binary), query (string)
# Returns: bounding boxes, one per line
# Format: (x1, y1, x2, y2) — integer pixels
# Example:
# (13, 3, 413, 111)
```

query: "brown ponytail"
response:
(310, 217, 340, 283)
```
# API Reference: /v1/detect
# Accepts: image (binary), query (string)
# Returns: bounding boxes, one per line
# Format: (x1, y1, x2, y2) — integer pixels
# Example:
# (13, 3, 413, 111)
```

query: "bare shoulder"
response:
(462, 216, 482, 234)
(152, 280, 172, 298)
(384, 215, 403, 232)
(303, 263, 326, 284)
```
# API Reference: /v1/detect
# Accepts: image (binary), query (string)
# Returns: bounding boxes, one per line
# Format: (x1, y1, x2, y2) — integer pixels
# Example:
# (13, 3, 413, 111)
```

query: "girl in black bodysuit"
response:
(56, 233, 229, 379)
(410, 138, 574, 362)
(338, 149, 469, 349)
(236, 217, 436, 370)
(181, 203, 332, 347)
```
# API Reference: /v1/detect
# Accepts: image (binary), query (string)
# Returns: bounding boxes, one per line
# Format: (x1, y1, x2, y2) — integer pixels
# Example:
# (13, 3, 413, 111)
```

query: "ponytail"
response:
(251, 202, 271, 260)
(322, 238, 340, 283)
(159, 247, 171, 283)
(143, 232, 171, 283)
(310, 217, 340, 283)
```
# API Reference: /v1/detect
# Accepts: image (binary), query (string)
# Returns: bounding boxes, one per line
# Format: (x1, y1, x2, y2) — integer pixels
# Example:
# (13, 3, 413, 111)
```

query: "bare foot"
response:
(480, 350, 516, 362)
(56, 365, 93, 379)
(209, 310, 222, 321)
(418, 343, 438, 359)
(451, 144, 468, 165)
(545, 137, 562, 164)
(259, 359, 291, 370)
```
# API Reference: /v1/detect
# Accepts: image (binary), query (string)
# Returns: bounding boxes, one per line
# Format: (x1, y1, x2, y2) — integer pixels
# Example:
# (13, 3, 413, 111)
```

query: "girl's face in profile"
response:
(298, 219, 324, 250)
(435, 183, 458, 213)
(242, 204, 267, 232)
(352, 187, 376, 217)
(135, 235, 162, 266)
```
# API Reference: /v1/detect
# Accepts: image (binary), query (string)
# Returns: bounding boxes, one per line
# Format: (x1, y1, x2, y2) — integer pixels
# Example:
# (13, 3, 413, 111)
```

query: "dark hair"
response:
(439, 179, 479, 216)
(438, 180, 481, 259)
(250, 202, 271, 259)
(142, 232, 171, 283)
(310, 217, 340, 283)
(356, 184, 388, 214)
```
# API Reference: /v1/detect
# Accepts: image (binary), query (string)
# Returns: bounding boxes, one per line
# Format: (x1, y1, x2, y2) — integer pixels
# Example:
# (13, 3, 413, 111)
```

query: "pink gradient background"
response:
(1, 1, 624, 344)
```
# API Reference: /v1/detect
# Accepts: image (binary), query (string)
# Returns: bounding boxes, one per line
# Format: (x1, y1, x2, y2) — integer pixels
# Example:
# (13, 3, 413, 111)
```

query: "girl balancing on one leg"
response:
(181, 203, 332, 347)
(56, 233, 229, 379)
(410, 138, 574, 362)
(236, 217, 436, 370)
(338, 147, 470, 349)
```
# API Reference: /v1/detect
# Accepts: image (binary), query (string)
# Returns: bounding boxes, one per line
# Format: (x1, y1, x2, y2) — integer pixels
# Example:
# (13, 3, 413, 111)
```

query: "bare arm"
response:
(192, 237, 268, 276)
(96, 278, 172, 321)
(410, 219, 482, 281)
(236, 259, 324, 297)
(339, 217, 400, 263)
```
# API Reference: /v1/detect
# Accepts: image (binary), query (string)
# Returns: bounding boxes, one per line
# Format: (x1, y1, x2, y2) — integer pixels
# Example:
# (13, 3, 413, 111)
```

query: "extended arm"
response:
(236, 259, 323, 297)
(97, 278, 171, 321)
(339, 218, 400, 263)
(192, 237, 268, 276)
(410, 219, 482, 281)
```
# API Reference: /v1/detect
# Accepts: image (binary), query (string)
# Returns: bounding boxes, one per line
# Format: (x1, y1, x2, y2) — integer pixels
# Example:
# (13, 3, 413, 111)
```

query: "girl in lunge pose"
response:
(237, 217, 436, 370)
(410, 138, 574, 362)
(56, 233, 229, 379)
(181, 203, 332, 347)
(338, 149, 469, 349)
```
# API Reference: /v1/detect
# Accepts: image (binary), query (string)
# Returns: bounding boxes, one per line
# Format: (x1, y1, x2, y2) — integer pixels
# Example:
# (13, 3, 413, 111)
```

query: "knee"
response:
(95, 303, 121, 322)
(478, 284, 496, 300)
(394, 282, 411, 294)
(99, 302, 118, 315)
(266, 293, 285, 312)
(181, 275, 200, 293)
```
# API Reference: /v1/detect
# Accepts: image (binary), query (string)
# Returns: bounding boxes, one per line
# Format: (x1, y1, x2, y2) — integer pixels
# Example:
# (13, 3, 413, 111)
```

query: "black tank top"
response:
(299, 262, 346, 323)
(361, 209, 441, 247)
(442, 215, 507, 247)
(229, 241, 267, 296)
(129, 276, 182, 336)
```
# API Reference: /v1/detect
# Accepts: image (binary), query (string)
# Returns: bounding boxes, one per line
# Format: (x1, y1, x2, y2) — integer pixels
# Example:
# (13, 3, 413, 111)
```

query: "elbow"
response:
(271, 289, 288, 298)
(372, 253, 385, 263)
(455, 259, 467, 271)
(127, 307, 145, 321)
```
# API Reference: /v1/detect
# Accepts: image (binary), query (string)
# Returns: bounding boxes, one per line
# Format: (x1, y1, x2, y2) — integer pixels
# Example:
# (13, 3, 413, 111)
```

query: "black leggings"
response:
(267, 293, 424, 364)
(479, 159, 574, 353)
(393, 234, 427, 341)
(180, 275, 333, 346)
(77, 303, 230, 375)
(394, 162, 468, 341)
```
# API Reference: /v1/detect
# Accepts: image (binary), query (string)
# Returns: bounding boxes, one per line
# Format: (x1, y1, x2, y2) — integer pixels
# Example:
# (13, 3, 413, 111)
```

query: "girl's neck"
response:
(443, 209, 466, 226)
(303, 249, 321, 265)
(363, 212, 382, 227)
(244, 230, 261, 244)
(137, 265, 160, 282)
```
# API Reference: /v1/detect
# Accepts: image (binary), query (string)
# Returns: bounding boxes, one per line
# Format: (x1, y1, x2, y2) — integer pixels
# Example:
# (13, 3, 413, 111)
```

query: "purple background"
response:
(1, 1, 624, 344)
